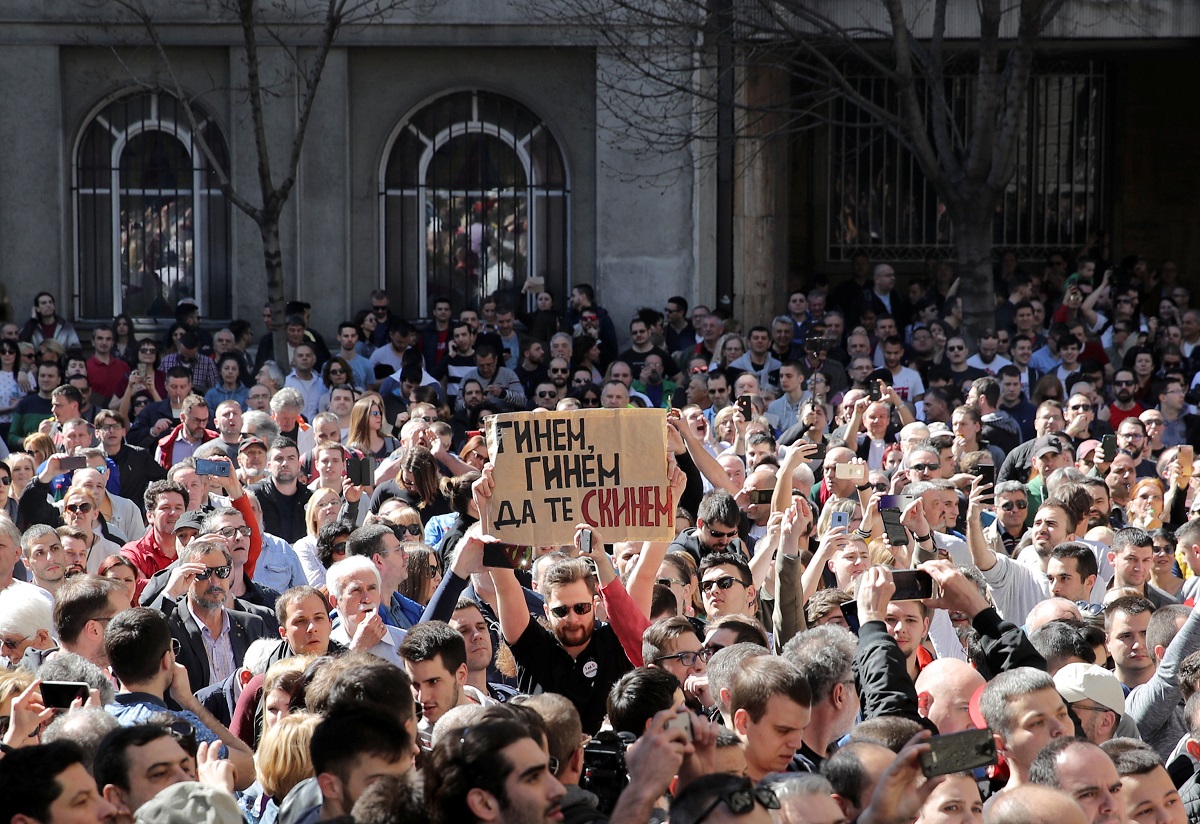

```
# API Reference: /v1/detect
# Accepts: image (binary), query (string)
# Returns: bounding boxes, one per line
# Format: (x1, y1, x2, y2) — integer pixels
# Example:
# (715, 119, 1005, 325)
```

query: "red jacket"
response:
(154, 424, 219, 468)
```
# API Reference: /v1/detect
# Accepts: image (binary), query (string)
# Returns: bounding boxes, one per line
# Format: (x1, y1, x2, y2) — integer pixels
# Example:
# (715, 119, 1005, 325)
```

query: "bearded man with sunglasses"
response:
(158, 538, 271, 692)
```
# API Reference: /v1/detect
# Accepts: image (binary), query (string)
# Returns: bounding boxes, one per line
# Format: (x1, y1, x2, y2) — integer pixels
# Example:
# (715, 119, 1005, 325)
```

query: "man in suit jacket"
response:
(158, 537, 271, 691)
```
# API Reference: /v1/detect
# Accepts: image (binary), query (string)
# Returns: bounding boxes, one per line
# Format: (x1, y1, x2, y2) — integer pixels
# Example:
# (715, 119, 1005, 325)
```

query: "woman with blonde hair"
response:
(293, 487, 344, 587)
(459, 434, 489, 472)
(0, 669, 42, 747)
(241, 712, 320, 824)
(21, 433, 55, 467)
(6, 452, 36, 502)
(1127, 477, 1166, 530)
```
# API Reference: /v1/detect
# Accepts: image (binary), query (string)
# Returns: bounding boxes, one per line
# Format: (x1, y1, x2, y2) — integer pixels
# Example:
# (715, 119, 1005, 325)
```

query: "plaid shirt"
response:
(159, 353, 220, 394)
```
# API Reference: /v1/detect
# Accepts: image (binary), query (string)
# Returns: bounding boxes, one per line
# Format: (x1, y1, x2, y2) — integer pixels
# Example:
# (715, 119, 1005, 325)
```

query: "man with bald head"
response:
(989, 785, 1087, 824)
(1025, 597, 1084, 634)
(915, 658, 985, 735)
(819, 447, 862, 505)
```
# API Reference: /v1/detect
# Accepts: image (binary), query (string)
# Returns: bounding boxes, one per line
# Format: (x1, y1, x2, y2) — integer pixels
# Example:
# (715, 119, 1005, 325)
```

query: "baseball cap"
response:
(239, 435, 267, 453)
(1033, 435, 1064, 458)
(135, 781, 242, 824)
(173, 510, 205, 534)
(1076, 439, 1100, 462)
(1054, 663, 1125, 716)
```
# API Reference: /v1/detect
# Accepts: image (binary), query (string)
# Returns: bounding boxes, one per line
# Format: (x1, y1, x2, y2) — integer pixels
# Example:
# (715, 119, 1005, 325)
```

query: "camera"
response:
(580, 730, 635, 814)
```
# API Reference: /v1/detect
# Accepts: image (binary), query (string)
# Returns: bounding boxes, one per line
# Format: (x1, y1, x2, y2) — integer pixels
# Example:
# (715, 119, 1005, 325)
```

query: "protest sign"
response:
(484, 408, 673, 546)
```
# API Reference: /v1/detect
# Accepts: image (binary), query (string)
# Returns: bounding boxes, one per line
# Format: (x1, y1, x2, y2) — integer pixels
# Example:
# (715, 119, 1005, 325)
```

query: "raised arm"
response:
(673, 416, 739, 496)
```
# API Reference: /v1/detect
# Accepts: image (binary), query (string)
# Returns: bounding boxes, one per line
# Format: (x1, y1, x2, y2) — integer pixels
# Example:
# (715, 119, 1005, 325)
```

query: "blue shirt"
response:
(252, 533, 308, 594)
(107, 692, 227, 757)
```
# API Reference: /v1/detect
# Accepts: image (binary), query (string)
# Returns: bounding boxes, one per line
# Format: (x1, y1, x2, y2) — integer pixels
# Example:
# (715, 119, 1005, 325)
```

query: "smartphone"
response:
(58, 456, 87, 471)
(1180, 445, 1194, 470)
(665, 711, 693, 742)
(579, 528, 593, 555)
(879, 494, 915, 511)
(809, 442, 827, 461)
(40, 681, 90, 709)
(195, 458, 231, 477)
(482, 542, 534, 569)
(835, 463, 867, 482)
(840, 600, 861, 635)
(736, 395, 753, 419)
(880, 508, 908, 547)
(831, 510, 849, 529)
(137, 363, 150, 380)
(748, 489, 774, 505)
(978, 464, 995, 499)
(349, 456, 376, 487)
(1101, 434, 1117, 463)
(892, 569, 935, 600)
(920, 728, 998, 778)
(868, 383, 882, 402)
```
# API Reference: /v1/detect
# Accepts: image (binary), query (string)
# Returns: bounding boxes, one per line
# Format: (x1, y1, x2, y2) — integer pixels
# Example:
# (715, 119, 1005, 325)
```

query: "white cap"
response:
(1054, 663, 1125, 716)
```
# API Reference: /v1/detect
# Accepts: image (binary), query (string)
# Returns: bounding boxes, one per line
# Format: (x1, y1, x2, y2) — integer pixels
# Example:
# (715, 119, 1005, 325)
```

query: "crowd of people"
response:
(1, 251, 1200, 824)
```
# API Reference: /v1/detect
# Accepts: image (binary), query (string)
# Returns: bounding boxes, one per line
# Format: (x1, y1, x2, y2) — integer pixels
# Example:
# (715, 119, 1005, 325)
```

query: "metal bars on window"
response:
(827, 63, 1107, 263)
(380, 90, 570, 317)
(74, 91, 232, 320)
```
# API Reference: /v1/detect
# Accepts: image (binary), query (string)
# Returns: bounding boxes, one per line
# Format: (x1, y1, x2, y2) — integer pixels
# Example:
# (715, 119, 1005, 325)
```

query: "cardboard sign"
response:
(484, 408, 673, 546)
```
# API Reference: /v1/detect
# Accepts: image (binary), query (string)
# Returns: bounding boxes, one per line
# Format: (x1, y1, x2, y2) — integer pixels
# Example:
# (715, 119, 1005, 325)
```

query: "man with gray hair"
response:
(268, 386, 314, 453)
(979, 667, 1072, 791)
(759, 772, 847, 824)
(0, 580, 56, 666)
(783, 625, 860, 770)
(162, 538, 271, 691)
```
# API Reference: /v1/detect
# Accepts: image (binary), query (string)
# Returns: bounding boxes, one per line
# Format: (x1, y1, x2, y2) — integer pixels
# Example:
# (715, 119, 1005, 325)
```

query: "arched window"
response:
(381, 90, 570, 316)
(75, 91, 232, 320)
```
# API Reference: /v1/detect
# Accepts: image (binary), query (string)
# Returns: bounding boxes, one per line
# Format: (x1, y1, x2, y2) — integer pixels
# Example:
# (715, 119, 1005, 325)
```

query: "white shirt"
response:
(966, 354, 1013, 375)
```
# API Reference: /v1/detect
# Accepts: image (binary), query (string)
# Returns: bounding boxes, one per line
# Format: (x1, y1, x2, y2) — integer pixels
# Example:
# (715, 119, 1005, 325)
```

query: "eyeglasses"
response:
(1152, 545, 1174, 556)
(65, 502, 93, 514)
(0, 477, 10, 487)
(331, 541, 348, 554)
(396, 523, 422, 537)
(910, 462, 940, 473)
(196, 565, 232, 580)
(700, 575, 747, 594)
(1000, 500, 1028, 511)
(139, 347, 157, 354)
(694, 786, 780, 824)
(549, 602, 594, 619)
(654, 649, 715, 667)
(704, 526, 738, 539)
(216, 526, 252, 539)
(656, 577, 686, 588)
(1074, 600, 1105, 617)
(947, 345, 966, 352)
(328, 367, 346, 374)
(1069, 404, 1093, 411)
(1143, 419, 1164, 426)
(0, 636, 29, 651)
(368, 409, 382, 417)
(1118, 432, 1144, 440)
(536, 391, 557, 398)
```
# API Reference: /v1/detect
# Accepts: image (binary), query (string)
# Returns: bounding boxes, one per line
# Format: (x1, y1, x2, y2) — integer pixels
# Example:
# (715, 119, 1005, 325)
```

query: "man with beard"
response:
(249, 438, 312, 543)
(491, 552, 641, 734)
(633, 352, 684, 409)
(782, 625, 859, 770)
(513, 338, 548, 398)
(971, 496, 1088, 625)
(1029, 738, 1127, 824)
(1109, 369, 1144, 429)
(545, 356, 571, 395)
(1106, 452, 1137, 515)
(162, 538, 271, 691)
(988, 481, 1031, 556)
(1082, 477, 1117, 530)
(400, 621, 491, 734)
(1117, 417, 1158, 479)
(998, 365, 1038, 441)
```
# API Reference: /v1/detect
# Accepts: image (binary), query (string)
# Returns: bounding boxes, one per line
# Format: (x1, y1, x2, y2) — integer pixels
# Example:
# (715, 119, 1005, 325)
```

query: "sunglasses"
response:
(656, 577, 686, 588)
(0, 636, 29, 651)
(1114, 380, 1136, 386)
(65, 502, 94, 514)
(947, 345, 966, 351)
(328, 367, 346, 374)
(695, 787, 780, 824)
(396, 523, 422, 537)
(1069, 404, 1093, 411)
(654, 649, 715, 667)
(536, 391, 557, 398)
(700, 575, 747, 594)
(550, 602, 593, 619)
(0, 478, 10, 487)
(705, 526, 738, 539)
(1000, 500, 1028, 511)
(910, 462, 940, 473)
(332, 541, 348, 554)
(196, 565, 232, 581)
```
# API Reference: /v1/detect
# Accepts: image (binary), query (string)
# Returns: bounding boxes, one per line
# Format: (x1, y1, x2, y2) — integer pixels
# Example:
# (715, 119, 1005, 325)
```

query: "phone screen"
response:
(749, 489, 775, 505)
(482, 543, 533, 569)
(39, 681, 90, 709)
(979, 464, 995, 491)
(892, 569, 935, 600)
(58, 456, 87, 471)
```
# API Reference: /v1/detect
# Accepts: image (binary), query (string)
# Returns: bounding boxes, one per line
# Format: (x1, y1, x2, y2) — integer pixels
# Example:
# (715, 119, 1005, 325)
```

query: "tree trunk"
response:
(259, 217, 290, 368)
(953, 210, 997, 341)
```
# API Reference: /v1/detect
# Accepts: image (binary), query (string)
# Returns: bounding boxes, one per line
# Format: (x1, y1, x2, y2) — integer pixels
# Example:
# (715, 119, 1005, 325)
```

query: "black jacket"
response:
(110, 443, 167, 512)
(248, 479, 312, 544)
(164, 598, 271, 692)
(129, 399, 177, 448)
